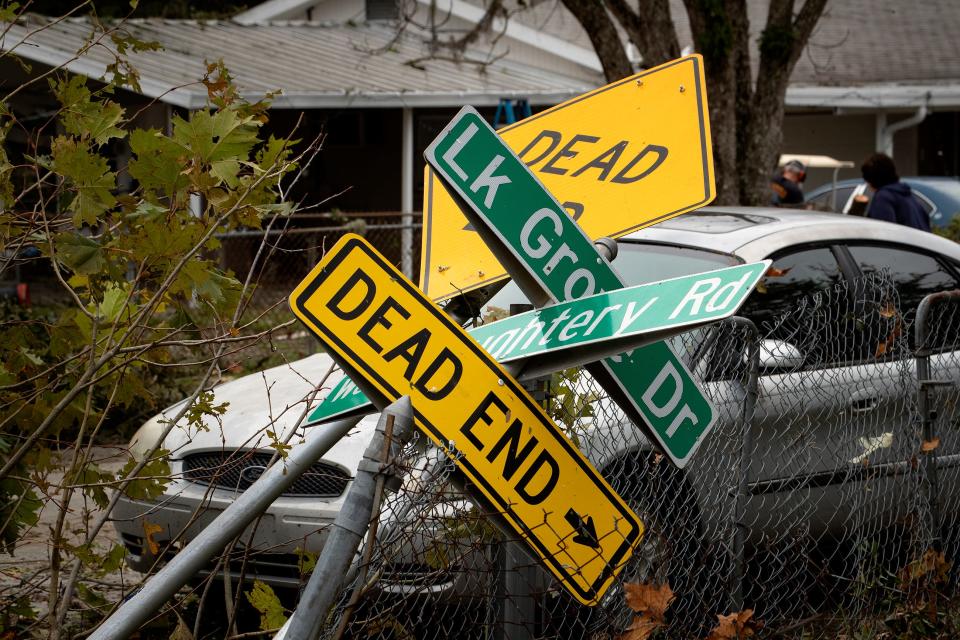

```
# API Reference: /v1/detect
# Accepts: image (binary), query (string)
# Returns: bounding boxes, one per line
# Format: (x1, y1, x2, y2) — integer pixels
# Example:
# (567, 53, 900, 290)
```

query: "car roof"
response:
(623, 206, 960, 263)
(807, 176, 960, 194)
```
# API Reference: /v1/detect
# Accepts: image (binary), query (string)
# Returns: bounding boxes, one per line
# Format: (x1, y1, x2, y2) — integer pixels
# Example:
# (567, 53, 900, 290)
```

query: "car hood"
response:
(160, 353, 379, 470)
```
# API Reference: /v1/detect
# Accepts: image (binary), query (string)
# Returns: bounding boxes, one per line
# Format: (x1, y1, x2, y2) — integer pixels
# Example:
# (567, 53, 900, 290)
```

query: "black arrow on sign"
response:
(565, 508, 600, 549)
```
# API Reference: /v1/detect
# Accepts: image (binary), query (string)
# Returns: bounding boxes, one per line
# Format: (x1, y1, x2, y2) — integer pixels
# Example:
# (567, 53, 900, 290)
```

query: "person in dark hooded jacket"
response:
(861, 153, 931, 232)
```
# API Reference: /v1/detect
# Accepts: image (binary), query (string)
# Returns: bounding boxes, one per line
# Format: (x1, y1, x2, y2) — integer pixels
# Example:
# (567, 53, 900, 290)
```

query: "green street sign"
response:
(307, 260, 768, 425)
(470, 261, 768, 361)
(425, 106, 717, 468)
(309, 376, 369, 422)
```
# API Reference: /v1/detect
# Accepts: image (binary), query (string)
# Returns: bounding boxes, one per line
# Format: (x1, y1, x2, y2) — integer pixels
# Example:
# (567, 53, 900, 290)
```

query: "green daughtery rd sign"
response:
(424, 106, 719, 468)
(309, 260, 768, 451)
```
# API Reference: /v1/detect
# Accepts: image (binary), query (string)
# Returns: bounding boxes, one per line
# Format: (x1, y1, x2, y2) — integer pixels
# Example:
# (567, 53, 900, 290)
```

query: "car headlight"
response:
(127, 413, 168, 461)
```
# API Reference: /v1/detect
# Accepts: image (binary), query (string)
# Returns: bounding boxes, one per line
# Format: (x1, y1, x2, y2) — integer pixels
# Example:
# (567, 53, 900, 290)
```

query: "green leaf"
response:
(52, 75, 126, 145)
(173, 261, 242, 308)
(128, 128, 189, 197)
(0, 2, 21, 23)
(119, 451, 171, 501)
(50, 136, 117, 225)
(54, 232, 106, 275)
(98, 283, 131, 324)
(294, 547, 317, 575)
(172, 108, 260, 167)
(104, 543, 127, 573)
(245, 580, 288, 631)
(76, 583, 108, 608)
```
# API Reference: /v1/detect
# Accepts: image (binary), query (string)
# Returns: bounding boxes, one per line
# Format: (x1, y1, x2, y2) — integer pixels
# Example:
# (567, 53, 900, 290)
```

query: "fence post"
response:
(89, 414, 364, 640)
(914, 291, 960, 551)
(284, 396, 416, 640)
(490, 304, 544, 640)
(728, 317, 760, 611)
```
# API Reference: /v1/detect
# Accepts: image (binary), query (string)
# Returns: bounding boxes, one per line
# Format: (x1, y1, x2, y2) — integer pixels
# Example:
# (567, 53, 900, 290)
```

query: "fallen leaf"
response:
(143, 520, 164, 556)
(921, 437, 940, 452)
(878, 302, 897, 318)
(766, 266, 791, 278)
(624, 582, 674, 621)
(706, 609, 761, 639)
(170, 612, 194, 640)
(618, 616, 661, 640)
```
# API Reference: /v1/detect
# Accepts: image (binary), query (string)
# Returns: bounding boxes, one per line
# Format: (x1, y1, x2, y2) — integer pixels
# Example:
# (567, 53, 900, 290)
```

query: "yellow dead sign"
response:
(420, 54, 714, 301)
(290, 235, 644, 605)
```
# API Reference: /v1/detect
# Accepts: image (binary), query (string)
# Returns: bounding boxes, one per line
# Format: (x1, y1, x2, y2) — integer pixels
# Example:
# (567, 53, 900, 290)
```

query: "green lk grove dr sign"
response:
(307, 260, 768, 425)
(425, 106, 717, 468)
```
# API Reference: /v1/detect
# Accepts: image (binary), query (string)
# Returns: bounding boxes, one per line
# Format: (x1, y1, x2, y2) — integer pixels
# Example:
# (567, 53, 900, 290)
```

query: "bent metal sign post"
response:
(308, 260, 768, 423)
(425, 106, 718, 468)
(290, 234, 644, 605)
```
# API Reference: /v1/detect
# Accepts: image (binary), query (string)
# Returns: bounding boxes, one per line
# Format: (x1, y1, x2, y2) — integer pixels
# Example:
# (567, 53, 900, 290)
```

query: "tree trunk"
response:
(605, 0, 680, 68)
(560, 0, 633, 82)
(683, 0, 747, 205)
(740, 0, 829, 204)
(557, 0, 829, 207)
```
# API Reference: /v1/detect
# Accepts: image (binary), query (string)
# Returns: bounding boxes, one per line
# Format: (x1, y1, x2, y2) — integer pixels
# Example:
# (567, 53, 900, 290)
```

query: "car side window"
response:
(738, 247, 852, 368)
(807, 186, 855, 212)
(847, 245, 960, 352)
(848, 245, 958, 318)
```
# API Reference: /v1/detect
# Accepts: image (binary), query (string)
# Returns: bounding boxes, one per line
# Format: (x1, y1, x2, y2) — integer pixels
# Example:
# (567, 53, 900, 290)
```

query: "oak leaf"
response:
(706, 609, 761, 639)
(619, 616, 660, 640)
(624, 582, 674, 622)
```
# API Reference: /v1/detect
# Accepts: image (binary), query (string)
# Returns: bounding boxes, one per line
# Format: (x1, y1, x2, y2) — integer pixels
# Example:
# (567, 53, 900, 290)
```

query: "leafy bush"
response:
(0, 3, 311, 634)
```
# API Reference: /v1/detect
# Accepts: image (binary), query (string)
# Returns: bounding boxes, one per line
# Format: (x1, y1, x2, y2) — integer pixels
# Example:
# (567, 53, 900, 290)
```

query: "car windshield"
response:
(481, 242, 739, 322)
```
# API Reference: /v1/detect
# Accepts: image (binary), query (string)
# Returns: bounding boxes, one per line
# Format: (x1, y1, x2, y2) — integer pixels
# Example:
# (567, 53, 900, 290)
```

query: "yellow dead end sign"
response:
(290, 234, 644, 605)
(420, 54, 714, 301)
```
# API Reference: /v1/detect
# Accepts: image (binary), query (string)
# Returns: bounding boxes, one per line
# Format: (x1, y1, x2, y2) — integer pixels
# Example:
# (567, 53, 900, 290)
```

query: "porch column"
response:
(401, 107, 414, 279)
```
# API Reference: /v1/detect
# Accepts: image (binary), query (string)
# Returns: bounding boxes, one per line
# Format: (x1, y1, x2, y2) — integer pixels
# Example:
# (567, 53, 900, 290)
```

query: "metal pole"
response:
(915, 291, 960, 550)
(89, 414, 363, 640)
(284, 397, 415, 640)
(401, 107, 414, 279)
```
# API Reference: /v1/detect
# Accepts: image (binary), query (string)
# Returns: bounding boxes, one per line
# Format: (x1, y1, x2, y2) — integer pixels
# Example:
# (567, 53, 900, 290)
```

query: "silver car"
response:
(112, 208, 960, 606)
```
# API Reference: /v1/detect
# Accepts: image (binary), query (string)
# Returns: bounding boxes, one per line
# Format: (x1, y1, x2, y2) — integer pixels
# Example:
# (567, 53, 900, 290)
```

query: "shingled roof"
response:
(4, 0, 960, 110)
(0, 15, 600, 109)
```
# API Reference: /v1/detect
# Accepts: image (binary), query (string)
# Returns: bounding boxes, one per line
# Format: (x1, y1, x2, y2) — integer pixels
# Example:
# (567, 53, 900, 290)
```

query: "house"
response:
(241, 0, 960, 185)
(3, 0, 960, 235)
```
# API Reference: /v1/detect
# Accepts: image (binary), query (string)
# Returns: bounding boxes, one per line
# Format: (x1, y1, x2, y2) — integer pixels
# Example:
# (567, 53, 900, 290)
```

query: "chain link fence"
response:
(111, 266, 960, 638)
(217, 214, 422, 329)
(297, 273, 960, 639)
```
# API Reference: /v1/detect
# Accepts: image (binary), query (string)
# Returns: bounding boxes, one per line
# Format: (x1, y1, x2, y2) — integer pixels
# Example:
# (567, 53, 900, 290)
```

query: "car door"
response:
(842, 243, 960, 518)
(735, 245, 916, 539)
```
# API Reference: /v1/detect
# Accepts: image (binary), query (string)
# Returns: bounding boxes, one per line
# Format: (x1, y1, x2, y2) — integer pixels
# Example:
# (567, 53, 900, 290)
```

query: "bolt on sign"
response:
(289, 234, 644, 605)
(419, 54, 714, 302)
(309, 260, 769, 424)
(425, 106, 717, 468)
